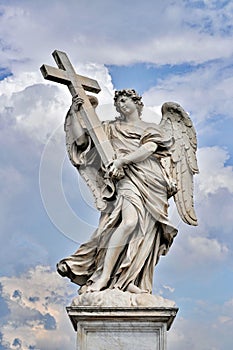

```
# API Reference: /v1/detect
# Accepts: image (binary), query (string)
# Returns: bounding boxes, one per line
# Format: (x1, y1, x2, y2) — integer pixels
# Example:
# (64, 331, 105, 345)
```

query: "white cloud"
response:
(0, 71, 43, 97)
(162, 284, 175, 293)
(196, 147, 233, 196)
(0, 0, 233, 73)
(0, 265, 76, 350)
(193, 147, 233, 236)
(143, 59, 233, 125)
(168, 315, 226, 350)
(163, 231, 229, 281)
(168, 296, 233, 350)
(0, 62, 114, 145)
(187, 235, 228, 261)
(0, 71, 66, 145)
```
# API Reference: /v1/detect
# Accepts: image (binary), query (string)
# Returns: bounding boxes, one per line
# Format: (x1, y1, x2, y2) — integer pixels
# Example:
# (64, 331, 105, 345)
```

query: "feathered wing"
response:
(64, 97, 115, 212)
(160, 102, 199, 226)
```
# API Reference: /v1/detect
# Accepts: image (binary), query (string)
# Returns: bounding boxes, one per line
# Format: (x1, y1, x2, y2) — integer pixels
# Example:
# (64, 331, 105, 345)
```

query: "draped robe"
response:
(58, 118, 178, 293)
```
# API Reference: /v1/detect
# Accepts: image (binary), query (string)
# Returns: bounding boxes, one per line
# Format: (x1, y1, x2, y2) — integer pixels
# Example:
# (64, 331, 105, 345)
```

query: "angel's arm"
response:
(124, 142, 157, 164)
(67, 96, 88, 148)
(109, 142, 157, 176)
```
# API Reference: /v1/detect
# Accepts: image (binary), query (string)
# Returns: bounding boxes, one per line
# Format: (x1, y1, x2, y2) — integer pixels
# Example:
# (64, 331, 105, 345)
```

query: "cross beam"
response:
(40, 50, 115, 166)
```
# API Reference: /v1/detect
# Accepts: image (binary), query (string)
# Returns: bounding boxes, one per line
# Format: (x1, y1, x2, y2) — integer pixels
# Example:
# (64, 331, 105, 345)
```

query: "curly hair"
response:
(114, 89, 144, 119)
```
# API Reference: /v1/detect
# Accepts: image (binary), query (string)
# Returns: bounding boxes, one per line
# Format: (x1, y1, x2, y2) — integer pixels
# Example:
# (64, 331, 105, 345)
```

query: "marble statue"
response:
(41, 51, 198, 300)
(56, 89, 199, 295)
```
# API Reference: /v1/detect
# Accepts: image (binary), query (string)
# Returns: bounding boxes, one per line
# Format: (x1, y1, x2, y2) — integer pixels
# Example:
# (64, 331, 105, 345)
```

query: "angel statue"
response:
(57, 89, 198, 297)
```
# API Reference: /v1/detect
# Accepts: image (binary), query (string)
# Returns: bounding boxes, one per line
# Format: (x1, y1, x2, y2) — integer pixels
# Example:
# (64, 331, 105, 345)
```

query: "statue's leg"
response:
(86, 198, 138, 292)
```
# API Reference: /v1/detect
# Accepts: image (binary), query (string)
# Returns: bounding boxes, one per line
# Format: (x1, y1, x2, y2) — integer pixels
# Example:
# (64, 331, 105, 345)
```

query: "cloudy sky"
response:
(0, 0, 233, 349)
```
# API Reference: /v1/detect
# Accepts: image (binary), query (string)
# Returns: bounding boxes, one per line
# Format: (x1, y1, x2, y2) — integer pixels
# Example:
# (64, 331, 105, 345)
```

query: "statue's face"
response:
(116, 95, 138, 117)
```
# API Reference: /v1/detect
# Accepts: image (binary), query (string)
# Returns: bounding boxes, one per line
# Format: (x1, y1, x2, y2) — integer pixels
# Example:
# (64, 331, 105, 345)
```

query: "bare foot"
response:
(126, 283, 148, 294)
(57, 261, 69, 276)
(86, 277, 109, 292)
(78, 285, 88, 295)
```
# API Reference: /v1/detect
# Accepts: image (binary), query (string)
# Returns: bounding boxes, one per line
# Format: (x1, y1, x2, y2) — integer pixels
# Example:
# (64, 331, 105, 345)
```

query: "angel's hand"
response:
(107, 159, 125, 179)
(71, 95, 84, 113)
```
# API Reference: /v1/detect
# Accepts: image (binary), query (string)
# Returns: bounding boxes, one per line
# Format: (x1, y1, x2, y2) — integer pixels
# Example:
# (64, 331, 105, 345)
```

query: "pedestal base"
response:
(67, 306, 178, 350)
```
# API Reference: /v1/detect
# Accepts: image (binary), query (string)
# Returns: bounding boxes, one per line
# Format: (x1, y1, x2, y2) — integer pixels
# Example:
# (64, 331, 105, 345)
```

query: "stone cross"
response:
(40, 50, 115, 166)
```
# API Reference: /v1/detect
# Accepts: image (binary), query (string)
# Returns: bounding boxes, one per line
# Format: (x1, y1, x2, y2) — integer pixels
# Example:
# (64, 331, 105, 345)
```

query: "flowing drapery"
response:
(59, 119, 177, 293)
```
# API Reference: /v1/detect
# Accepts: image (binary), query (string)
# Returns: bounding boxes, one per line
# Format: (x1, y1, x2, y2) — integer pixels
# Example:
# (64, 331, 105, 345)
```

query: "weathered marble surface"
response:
(71, 289, 176, 308)
(77, 321, 164, 350)
(67, 306, 178, 350)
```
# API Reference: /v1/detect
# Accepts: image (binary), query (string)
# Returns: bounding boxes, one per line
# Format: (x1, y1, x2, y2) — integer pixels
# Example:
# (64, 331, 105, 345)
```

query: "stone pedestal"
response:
(67, 306, 178, 350)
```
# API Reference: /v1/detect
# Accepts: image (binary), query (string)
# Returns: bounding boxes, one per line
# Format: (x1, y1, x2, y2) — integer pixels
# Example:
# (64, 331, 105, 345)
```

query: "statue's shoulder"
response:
(102, 119, 117, 126)
(102, 119, 120, 131)
(138, 120, 161, 132)
(101, 119, 118, 136)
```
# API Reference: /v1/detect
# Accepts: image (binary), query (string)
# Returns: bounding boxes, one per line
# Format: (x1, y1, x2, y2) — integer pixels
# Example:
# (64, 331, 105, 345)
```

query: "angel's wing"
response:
(64, 95, 115, 212)
(160, 102, 199, 226)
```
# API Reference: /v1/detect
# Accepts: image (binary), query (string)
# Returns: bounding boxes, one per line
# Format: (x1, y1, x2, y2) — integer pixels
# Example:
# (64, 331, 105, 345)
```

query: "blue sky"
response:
(0, 0, 233, 349)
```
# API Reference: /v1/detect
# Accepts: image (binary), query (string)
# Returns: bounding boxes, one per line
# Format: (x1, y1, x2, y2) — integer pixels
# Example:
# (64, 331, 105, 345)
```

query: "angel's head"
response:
(114, 89, 144, 120)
